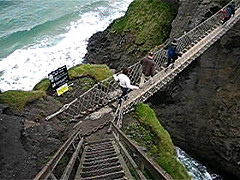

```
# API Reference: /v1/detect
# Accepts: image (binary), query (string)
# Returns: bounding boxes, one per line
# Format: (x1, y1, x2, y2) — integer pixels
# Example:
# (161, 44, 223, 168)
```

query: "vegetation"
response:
(1, 64, 112, 112)
(68, 64, 113, 82)
(0, 90, 46, 112)
(33, 78, 50, 91)
(110, 0, 177, 52)
(33, 64, 113, 91)
(126, 103, 191, 180)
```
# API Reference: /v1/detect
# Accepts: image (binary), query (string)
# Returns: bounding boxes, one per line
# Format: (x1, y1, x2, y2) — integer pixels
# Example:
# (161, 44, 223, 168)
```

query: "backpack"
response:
(226, 6, 232, 18)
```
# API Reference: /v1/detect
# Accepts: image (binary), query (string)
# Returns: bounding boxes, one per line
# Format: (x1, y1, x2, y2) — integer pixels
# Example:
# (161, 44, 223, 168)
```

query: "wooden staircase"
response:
(74, 139, 132, 180)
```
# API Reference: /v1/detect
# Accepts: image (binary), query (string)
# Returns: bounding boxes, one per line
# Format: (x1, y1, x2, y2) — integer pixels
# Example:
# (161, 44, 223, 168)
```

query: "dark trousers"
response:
(118, 86, 128, 105)
(166, 56, 178, 67)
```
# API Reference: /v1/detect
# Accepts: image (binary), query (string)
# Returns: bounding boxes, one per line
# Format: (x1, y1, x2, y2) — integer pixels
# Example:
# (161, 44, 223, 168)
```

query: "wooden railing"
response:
(111, 122, 173, 180)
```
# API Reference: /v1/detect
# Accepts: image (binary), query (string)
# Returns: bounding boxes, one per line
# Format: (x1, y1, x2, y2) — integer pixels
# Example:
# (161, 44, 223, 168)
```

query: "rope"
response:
(45, 0, 239, 121)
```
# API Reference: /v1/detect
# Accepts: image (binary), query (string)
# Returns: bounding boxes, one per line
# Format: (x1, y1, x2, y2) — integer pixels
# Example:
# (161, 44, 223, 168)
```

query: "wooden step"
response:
(81, 171, 125, 180)
(80, 165, 123, 178)
(82, 161, 121, 172)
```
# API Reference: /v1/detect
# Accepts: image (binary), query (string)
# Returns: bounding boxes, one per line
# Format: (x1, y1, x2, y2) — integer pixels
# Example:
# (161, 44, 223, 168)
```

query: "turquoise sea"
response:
(0, 1, 221, 179)
(0, 0, 133, 91)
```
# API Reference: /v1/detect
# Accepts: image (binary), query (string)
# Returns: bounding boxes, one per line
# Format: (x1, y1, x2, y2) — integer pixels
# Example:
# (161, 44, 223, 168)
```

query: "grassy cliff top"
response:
(0, 64, 112, 112)
(126, 103, 191, 179)
(33, 64, 113, 91)
(110, 0, 176, 52)
(0, 90, 46, 112)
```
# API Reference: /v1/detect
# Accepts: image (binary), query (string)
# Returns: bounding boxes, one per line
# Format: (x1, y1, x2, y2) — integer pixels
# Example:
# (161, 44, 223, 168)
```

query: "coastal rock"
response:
(84, 30, 141, 71)
(170, 0, 222, 38)
(150, 20, 240, 179)
(84, 0, 239, 178)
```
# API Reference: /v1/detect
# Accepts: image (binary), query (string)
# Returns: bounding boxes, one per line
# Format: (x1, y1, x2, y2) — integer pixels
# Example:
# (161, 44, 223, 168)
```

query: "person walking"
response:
(139, 52, 156, 87)
(229, 2, 235, 17)
(113, 68, 139, 105)
(222, 4, 233, 24)
(165, 39, 181, 71)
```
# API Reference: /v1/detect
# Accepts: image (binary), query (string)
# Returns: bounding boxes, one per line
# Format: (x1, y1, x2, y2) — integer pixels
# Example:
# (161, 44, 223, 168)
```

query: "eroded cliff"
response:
(84, 0, 240, 178)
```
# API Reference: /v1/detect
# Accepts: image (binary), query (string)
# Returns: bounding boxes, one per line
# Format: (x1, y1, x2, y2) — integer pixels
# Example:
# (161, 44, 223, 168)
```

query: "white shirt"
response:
(113, 74, 139, 90)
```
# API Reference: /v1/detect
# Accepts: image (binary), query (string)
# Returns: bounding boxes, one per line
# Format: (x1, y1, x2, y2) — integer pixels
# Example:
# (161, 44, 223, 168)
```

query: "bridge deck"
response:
(122, 7, 240, 113)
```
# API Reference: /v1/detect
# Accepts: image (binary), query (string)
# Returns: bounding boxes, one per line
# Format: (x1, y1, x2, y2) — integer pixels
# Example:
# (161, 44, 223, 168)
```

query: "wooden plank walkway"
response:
(121, 6, 240, 114)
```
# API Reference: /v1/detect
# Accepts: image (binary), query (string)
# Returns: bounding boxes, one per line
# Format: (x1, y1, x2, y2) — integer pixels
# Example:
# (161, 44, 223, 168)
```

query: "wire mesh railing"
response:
(46, 0, 239, 121)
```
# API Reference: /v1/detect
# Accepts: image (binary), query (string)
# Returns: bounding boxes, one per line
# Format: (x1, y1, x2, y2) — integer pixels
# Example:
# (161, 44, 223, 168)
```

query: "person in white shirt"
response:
(113, 68, 139, 104)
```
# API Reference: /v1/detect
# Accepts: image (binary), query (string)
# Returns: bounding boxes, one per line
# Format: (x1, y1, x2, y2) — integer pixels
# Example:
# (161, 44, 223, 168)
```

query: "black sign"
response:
(48, 65, 69, 90)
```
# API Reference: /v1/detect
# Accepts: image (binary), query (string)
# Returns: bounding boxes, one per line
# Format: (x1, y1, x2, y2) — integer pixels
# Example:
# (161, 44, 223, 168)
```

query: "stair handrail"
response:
(34, 123, 83, 180)
(111, 122, 173, 180)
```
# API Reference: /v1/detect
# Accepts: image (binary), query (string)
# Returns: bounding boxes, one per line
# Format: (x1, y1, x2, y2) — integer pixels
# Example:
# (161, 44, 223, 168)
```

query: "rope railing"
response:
(45, 0, 239, 121)
(120, 1, 240, 114)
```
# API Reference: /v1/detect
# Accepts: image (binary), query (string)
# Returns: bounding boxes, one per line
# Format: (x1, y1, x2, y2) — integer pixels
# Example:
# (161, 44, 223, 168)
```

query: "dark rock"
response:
(0, 104, 8, 114)
(150, 20, 240, 179)
(84, 29, 145, 71)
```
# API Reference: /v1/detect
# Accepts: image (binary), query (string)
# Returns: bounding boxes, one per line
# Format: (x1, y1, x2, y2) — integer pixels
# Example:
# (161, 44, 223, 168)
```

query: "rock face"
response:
(146, 0, 240, 178)
(150, 17, 240, 179)
(0, 97, 68, 179)
(170, 0, 224, 38)
(84, 0, 240, 178)
(84, 30, 141, 71)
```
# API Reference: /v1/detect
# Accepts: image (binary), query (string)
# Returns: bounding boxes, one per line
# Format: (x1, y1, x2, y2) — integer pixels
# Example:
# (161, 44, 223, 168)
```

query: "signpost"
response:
(48, 65, 70, 96)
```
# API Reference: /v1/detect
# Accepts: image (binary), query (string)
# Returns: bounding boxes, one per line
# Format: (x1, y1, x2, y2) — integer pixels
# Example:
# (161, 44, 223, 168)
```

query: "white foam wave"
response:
(176, 147, 216, 180)
(0, 0, 133, 92)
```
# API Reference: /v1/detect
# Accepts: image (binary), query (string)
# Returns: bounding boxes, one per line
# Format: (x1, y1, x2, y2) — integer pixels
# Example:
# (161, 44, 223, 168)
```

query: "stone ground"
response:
(0, 77, 117, 179)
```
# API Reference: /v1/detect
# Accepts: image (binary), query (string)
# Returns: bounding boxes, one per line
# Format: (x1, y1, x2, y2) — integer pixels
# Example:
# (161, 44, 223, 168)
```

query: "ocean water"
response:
(0, 0, 133, 91)
(0, 1, 222, 179)
(177, 147, 222, 180)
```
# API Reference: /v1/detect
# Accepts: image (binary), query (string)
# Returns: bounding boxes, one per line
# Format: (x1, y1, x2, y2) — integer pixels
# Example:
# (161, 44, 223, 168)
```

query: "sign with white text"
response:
(48, 65, 69, 90)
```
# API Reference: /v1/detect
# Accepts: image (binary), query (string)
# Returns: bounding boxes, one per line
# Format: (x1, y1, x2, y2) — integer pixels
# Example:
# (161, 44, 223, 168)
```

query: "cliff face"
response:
(84, 0, 240, 178)
(169, 0, 226, 38)
(150, 0, 240, 178)
(84, 0, 177, 71)
(150, 20, 240, 178)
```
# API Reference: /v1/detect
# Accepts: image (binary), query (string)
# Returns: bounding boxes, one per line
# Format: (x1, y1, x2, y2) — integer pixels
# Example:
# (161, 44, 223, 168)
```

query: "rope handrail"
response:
(45, 0, 239, 121)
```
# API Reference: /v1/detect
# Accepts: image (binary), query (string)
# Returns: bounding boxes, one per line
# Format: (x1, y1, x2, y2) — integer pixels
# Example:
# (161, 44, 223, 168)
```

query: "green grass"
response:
(129, 103, 191, 180)
(0, 90, 46, 112)
(68, 64, 113, 82)
(33, 78, 50, 91)
(110, 0, 176, 52)
(33, 64, 113, 91)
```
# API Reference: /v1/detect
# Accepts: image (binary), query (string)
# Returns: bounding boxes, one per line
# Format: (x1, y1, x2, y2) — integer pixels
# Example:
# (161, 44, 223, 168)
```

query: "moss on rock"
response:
(33, 78, 50, 91)
(68, 64, 113, 82)
(126, 103, 191, 179)
(2, 64, 112, 112)
(110, 0, 176, 52)
(33, 64, 113, 92)
(0, 90, 46, 112)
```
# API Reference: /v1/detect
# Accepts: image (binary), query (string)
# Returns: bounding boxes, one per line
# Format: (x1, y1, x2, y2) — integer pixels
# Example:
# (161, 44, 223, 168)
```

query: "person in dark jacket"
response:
(165, 40, 181, 71)
(229, 2, 235, 16)
(139, 52, 156, 87)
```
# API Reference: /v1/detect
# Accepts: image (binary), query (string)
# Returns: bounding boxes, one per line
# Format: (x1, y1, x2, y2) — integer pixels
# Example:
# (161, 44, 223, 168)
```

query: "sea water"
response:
(177, 147, 222, 180)
(0, 0, 133, 91)
(0, 1, 222, 179)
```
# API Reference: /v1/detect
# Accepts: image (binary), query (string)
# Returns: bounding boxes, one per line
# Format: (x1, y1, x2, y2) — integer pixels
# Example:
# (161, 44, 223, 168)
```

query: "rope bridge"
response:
(46, 0, 240, 121)
(34, 1, 240, 179)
